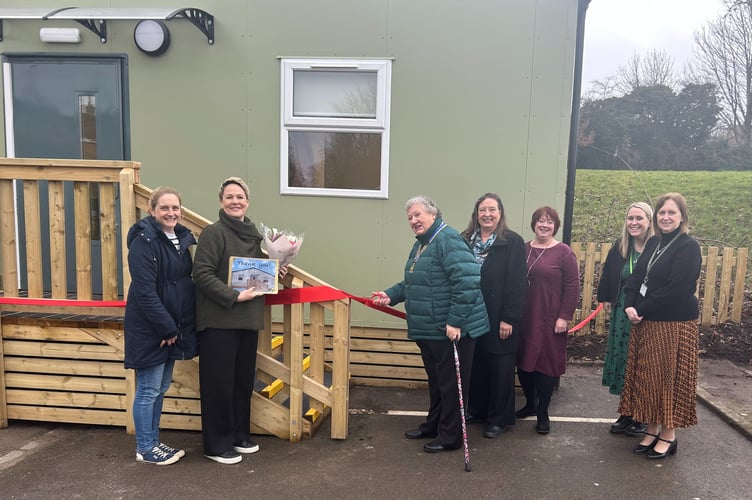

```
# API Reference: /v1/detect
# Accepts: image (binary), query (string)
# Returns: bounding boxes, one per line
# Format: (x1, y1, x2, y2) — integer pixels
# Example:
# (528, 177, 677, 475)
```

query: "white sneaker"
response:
(205, 451, 242, 464)
(136, 446, 180, 465)
(233, 440, 260, 454)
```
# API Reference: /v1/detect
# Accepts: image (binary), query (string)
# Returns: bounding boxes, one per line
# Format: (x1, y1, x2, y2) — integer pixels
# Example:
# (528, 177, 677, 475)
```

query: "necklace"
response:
(526, 245, 548, 280)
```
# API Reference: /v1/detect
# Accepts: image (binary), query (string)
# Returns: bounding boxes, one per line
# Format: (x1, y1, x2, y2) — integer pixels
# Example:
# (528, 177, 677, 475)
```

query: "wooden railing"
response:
(0, 158, 350, 441)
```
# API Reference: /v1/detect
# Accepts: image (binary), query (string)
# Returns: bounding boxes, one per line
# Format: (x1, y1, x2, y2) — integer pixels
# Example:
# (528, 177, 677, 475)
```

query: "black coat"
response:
(476, 230, 527, 355)
(624, 229, 701, 322)
(596, 239, 626, 304)
(124, 216, 197, 369)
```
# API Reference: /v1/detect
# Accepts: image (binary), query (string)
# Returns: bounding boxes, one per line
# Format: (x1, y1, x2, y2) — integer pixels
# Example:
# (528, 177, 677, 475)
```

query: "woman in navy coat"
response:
(461, 193, 527, 439)
(124, 186, 197, 465)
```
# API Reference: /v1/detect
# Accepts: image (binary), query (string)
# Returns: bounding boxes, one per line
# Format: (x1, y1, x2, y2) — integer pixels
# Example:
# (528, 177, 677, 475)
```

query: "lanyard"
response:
(643, 233, 679, 284)
(409, 222, 447, 273)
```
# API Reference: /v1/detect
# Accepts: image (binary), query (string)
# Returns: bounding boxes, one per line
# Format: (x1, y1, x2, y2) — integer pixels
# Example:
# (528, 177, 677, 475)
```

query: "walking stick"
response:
(452, 340, 471, 472)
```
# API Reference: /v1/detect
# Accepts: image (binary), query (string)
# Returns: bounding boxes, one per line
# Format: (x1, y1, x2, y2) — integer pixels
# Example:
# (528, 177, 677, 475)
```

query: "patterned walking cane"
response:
(452, 340, 471, 472)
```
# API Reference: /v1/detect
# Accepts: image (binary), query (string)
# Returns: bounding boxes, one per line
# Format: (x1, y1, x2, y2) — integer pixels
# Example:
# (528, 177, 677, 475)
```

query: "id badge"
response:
(639, 283, 648, 297)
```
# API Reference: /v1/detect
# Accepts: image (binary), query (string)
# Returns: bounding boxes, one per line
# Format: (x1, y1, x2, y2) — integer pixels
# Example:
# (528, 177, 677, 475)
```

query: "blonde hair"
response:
(618, 201, 654, 258)
(218, 177, 250, 200)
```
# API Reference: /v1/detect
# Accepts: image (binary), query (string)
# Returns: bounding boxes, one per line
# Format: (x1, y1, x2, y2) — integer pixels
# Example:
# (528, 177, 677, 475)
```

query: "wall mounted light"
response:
(39, 27, 81, 44)
(133, 20, 170, 56)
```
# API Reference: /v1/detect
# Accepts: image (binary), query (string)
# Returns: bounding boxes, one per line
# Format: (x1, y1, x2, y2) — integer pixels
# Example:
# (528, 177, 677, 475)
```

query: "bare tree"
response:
(691, 0, 752, 146)
(587, 50, 677, 99)
(613, 49, 677, 95)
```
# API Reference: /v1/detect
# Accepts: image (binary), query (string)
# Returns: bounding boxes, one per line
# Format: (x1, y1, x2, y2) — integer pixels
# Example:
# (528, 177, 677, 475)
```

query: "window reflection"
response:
(289, 131, 381, 189)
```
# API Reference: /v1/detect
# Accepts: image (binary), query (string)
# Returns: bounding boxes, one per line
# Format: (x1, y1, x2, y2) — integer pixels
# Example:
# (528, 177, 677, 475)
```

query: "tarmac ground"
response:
(1, 360, 751, 500)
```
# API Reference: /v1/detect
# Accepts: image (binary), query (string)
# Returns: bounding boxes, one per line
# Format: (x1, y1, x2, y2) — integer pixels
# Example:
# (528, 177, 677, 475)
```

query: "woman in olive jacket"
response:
(372, 195, 489, 453)
(461, 193, 526, 439)
(193, 177, 269, 465)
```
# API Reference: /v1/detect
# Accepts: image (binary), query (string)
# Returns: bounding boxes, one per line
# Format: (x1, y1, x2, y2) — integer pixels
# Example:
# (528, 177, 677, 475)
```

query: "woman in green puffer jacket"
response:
(372, 195, 489, 453)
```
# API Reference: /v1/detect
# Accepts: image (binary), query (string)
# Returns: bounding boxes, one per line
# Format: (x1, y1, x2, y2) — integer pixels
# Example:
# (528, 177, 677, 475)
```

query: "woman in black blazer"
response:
(461, 193, 527, 439)
(622, 193, 702, 460)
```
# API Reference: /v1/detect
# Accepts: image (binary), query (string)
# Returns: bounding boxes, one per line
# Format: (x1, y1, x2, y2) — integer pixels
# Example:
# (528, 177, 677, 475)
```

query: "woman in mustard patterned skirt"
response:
(621, 193, 702, 460)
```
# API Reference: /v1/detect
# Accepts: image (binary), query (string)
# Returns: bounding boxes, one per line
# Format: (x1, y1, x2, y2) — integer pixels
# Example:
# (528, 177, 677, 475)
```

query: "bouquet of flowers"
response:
(260, 223, 304, 268)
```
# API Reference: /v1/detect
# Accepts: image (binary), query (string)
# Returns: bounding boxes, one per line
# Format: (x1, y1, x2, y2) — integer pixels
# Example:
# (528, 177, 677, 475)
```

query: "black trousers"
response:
(415, 336, 475, 448)
(199, 328, 258, 456)
(468, 350, 516, 427)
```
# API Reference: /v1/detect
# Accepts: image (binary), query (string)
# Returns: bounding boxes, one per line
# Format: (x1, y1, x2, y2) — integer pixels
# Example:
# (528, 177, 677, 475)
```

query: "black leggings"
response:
(517, 369, 557, 422)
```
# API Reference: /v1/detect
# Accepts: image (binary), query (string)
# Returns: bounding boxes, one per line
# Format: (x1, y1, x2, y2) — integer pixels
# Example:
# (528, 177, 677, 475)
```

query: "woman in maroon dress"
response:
(515, 206, 580, 434)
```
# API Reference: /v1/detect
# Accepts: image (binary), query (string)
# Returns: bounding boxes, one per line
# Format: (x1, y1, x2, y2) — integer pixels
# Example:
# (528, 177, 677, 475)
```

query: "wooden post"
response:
(99, 183, 119, 300)
(330, 299, 350, 439)
(717, 248, 735, 324)
(73, 181, 92, 299)
(0, 179, 18, 296)
(22, 181, 43, 297)
(731, 248, 748, 323)
(48, 180, 67, 299)
(288, 278, 304, 442)
(0, 313, 8, 428)
(308, 303, 326, 416)
(118, 168, 138, 296)
(701, 247, 718, 326)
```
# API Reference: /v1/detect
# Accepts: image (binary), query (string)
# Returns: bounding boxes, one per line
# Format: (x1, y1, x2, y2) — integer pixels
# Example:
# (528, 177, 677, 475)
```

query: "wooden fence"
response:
(0, 158, 350, 441)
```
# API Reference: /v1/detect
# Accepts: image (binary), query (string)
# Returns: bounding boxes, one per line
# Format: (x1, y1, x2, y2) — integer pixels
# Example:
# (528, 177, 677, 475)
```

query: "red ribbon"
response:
(265, 286, 406, 320)
(0, 297, 126, 308)
(0, 288, 601, 334)
(568, 302, 603, 334)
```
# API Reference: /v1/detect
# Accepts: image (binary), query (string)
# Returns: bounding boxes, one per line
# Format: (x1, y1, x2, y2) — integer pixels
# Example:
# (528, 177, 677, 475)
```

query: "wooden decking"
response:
(0, 158, 350, 441)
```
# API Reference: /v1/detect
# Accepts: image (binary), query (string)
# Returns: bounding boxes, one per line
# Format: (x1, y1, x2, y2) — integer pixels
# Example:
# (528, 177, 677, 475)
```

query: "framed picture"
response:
(228, 256, 279, 294)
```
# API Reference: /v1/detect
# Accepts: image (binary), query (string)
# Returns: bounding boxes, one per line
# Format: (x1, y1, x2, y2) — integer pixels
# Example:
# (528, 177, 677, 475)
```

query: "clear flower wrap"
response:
(260, 223, 304, 268)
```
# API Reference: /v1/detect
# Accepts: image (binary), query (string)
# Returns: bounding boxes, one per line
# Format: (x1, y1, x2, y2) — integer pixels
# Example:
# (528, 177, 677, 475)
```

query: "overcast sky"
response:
(582, 0, 726, 91)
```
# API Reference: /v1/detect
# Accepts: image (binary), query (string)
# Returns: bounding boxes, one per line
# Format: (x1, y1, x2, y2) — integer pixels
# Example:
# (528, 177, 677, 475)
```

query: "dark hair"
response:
(461, 193, 508, 240)
(530, 206, 560, 235)
(653, 192, 690, 234)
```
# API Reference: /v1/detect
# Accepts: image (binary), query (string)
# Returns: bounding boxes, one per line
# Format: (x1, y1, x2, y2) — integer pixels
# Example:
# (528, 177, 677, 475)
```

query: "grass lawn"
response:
(572, 170, 752, 250)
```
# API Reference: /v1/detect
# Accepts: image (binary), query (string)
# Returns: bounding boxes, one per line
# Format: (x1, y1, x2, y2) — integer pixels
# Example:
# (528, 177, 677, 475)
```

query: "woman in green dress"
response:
(596, 202, 653, 436)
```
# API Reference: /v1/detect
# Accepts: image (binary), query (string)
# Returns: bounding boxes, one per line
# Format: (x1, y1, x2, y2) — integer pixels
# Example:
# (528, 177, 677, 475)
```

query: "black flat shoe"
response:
(423, 440, 459, 453)
(535, 422, 550, 434)
(483, 425, 505, 439)
(515, 406, 536, 419)
(632, 432, 659, 454)
(624, 421, 647, 437)
(647, 437, 677, 459)
(405, 428, 437, 440)
(609, 415, 634, 434)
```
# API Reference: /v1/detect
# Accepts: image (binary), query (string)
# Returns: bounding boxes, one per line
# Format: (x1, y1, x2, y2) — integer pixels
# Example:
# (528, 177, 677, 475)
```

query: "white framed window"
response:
(280, 58, 391, 198)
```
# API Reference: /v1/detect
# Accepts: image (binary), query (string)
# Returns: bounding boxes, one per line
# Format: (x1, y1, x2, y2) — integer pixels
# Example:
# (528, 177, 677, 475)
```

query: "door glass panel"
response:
(293, 70, 377, 119)
(288, 131, 381, 189)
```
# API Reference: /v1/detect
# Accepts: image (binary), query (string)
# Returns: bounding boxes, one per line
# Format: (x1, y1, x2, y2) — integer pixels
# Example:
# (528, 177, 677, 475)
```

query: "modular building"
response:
(0, 0, 589, 332)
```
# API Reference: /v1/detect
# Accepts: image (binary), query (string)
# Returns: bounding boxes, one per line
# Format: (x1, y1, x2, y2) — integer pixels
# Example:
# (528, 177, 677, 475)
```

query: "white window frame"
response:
(280, 58, 391, 199)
